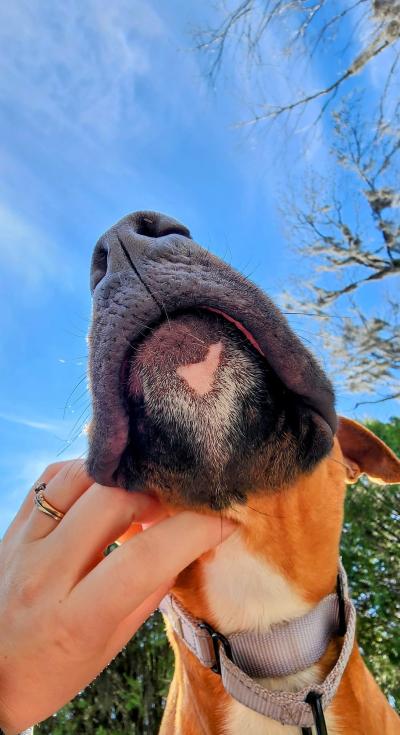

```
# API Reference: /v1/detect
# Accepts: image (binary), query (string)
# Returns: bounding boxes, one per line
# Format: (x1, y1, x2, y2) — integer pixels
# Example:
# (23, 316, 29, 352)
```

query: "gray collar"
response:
(160, 561, 356, 730)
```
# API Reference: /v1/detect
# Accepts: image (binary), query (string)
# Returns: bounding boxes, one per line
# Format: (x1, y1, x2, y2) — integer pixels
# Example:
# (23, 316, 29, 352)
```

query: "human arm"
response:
(0, 460, 233, 734)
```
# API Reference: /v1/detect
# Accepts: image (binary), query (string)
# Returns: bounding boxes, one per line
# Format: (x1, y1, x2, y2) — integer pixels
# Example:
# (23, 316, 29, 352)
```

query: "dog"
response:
(87, 210, 400, 734)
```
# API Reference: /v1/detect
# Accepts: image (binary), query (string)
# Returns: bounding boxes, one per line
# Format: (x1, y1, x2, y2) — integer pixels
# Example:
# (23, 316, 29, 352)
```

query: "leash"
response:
(160, 562, 356, 732)
(301, 691, 328, 735)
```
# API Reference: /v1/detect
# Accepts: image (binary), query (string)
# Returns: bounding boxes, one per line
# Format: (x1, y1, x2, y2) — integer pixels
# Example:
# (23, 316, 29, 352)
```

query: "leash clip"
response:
(198, 621, 232, 675)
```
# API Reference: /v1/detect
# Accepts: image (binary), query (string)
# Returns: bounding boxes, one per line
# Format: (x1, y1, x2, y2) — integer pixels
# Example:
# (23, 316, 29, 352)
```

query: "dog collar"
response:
(160, 561, 356, 732)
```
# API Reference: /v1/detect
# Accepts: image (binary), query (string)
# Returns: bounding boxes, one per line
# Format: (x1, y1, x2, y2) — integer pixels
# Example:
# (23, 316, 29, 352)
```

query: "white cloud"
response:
(0, 410, 89, 444)
(0, 411, 64, 433)
(0, 0, 165, 141)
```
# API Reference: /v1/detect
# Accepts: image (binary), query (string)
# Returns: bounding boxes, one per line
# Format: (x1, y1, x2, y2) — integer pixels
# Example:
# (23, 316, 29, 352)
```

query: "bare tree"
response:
(282, 96, 400, 402)
(196, 1, 400, 405)
(196, 0, 400, 128)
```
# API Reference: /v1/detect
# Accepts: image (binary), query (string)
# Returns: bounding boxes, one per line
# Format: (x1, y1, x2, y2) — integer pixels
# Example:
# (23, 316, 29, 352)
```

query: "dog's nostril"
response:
(90, 211, 192, 293)
(90, 243, 108, 292)
(136, 216, 161, 237)
(136, 213, 191, 239)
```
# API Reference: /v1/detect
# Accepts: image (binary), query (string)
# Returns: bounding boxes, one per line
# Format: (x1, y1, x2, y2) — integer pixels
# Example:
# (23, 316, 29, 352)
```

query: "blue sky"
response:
(0, 0, 398, 535)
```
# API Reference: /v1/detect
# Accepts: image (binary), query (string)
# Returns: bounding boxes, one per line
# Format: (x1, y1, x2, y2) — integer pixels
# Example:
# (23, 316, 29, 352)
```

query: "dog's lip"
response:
(201, 307, 265, 357)
(200, 309, 335, 437)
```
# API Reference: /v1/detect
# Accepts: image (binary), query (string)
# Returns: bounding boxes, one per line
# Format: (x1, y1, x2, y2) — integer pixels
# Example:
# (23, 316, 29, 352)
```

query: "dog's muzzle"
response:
(87, 210, 336, 507)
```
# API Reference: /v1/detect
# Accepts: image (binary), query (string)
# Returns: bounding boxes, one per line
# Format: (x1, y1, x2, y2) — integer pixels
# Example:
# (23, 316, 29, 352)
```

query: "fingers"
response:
(116, 522, 143, 545)
(97, 581, 172, 671)
(46, 484, 167, 585)
(23, 460, 93, 542)
(3, 460, 84, 542)
(67, 512, 235, 641)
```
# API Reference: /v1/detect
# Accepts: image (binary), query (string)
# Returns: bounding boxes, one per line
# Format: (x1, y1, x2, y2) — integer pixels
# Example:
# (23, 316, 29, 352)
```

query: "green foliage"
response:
(340, 417, 400, 708)
(37, 612, 173, 734)
(38, 418, 399, 731)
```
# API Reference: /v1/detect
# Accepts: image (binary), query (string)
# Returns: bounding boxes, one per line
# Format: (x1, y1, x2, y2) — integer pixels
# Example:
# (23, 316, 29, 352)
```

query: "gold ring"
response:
(34, 482, 65, 522)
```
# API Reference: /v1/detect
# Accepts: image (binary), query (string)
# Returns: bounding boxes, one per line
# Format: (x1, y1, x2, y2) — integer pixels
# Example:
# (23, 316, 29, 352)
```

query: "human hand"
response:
(0, 460, 234, 734)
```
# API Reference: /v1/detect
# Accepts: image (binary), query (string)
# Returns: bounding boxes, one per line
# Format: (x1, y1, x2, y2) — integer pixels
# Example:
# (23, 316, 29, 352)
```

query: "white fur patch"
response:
(177, 341, 222, 395)
(203, 532, 311, 634)
(203, 532, 339, 735)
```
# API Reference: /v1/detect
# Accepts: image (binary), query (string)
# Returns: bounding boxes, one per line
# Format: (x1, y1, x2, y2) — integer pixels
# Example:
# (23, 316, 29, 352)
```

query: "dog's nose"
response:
(90, 210, 191, 292)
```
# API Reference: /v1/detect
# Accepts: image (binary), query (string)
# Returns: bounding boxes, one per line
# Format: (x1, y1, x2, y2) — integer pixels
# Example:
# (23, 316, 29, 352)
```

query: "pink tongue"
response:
(176, 341, 223, 395)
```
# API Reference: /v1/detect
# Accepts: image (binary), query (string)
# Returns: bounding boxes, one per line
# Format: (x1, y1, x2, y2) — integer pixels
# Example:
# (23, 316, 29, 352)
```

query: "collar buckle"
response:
(199, 621, 232, 675)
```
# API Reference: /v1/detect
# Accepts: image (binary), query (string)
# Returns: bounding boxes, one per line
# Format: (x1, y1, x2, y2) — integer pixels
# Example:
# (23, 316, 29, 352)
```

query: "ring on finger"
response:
(34, 482, 65, 522)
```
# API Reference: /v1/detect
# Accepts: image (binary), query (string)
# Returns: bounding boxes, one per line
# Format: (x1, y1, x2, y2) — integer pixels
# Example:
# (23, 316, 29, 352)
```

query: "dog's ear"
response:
(337, 416, 400, 484)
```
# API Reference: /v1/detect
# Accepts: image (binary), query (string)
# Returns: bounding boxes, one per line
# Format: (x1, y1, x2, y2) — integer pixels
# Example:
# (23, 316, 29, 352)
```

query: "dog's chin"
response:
(107, 310, 333, 511)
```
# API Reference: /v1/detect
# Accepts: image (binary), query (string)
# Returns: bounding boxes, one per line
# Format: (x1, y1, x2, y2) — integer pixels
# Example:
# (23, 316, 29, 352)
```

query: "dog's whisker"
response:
(56, 436, 87, 458)
(230, 505, 287, 520)
(246, 504, 288, 519)
(59, 413, 91, 454)
(63, 374, 89, 418)
(282, 311, 352, 320)
(68, 388, 90, 408)
(63, 456, 87, 481)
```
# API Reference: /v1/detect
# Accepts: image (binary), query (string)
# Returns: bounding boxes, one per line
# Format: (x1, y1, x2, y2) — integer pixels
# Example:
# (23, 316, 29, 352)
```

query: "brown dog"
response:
(87, 211, 400, 734)
(160, 418, 400, 734)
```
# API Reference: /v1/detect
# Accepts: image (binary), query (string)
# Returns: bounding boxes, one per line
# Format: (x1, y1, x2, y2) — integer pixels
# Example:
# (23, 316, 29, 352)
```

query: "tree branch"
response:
(240, 34, 391, 126)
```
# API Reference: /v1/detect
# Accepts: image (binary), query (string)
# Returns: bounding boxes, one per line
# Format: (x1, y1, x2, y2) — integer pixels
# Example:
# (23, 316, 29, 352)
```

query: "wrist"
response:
(0, 699, 35, 735)
(0, 722, 34, 735)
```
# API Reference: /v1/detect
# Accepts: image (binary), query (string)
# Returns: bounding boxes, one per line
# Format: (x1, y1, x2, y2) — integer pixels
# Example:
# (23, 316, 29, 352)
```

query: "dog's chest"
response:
(224, 699, 339, 735)
(201, 533, 339, 735)
(224, 702, 308, 735)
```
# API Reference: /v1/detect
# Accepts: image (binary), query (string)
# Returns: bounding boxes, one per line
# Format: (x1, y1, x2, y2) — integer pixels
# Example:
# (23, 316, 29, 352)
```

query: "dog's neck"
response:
(173, 439, 345, 624)
(168, 441, 346, 734)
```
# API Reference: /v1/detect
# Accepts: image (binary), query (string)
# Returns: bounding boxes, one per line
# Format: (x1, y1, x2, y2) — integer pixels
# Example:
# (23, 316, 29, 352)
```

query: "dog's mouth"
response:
(87, 210, 336, 510)
(116, 307, 283, 508)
